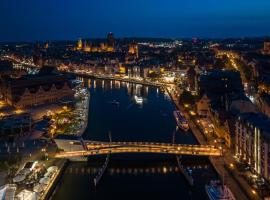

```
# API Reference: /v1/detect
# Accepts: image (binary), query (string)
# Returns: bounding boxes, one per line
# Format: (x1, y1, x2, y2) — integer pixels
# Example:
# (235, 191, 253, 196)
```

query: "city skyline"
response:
(1, 1, 270, 200)
(1, 0, 270, 42)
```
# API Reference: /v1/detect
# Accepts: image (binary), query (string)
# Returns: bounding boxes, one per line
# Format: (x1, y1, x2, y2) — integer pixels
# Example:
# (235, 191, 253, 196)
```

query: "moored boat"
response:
(173, 110, 189, 131)
(134, 95, 143, 104)
(205, 180, 236, 200)
(111, 100, 120, 106)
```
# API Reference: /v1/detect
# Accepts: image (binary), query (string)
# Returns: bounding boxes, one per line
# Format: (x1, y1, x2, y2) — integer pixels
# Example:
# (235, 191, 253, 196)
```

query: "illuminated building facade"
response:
(77, 38, 83, 50)
(128, 42, 139, 58)
(44, 42, 49, 49)
(235, 113, 270, 180)
(76, 33, 116, 53)
(186, 66, 198, 93)
(107, 32, 115, 48)
(262, 39, 270, 55)
(0, 66, 74, 108)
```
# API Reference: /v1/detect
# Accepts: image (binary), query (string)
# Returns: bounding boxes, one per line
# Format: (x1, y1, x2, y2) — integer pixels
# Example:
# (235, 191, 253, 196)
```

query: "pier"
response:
(93, 154, 110, 187)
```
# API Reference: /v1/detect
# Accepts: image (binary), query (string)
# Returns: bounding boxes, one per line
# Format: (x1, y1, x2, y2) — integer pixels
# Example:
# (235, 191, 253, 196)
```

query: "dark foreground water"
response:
(53, 78, 217, 200)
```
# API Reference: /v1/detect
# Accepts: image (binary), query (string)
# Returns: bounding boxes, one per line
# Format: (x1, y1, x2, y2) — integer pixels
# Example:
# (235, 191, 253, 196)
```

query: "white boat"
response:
(173, 110, 189, 131)
(205, 180, 236, 200)
(134, 95, 143, 104)
(111, 100, 120, 106)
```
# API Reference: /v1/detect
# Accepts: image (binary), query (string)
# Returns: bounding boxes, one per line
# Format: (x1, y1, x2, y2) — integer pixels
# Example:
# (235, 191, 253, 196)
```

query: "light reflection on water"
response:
(53, 78, 217, 200)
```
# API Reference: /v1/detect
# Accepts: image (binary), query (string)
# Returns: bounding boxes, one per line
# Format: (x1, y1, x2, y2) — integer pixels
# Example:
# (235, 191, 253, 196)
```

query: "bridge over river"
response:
(54, 138, 222, 158)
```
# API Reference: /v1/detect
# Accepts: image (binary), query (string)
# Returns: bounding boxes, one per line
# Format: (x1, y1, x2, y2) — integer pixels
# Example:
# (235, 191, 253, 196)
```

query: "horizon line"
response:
(0, 35, 269, 44)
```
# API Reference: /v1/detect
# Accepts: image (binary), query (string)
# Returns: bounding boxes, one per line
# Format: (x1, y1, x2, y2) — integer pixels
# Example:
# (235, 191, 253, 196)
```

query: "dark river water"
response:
(53, 78, 217, 200)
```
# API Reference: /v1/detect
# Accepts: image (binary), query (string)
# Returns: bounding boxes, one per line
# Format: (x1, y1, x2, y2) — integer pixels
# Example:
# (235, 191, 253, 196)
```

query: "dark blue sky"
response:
(1, 0, 270, 41)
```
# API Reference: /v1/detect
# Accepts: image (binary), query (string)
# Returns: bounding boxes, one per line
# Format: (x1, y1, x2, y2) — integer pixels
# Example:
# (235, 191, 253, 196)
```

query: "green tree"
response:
(214, 57, 227, 69)
(235, 59, 252, 81)
(179, 90, 194, 105)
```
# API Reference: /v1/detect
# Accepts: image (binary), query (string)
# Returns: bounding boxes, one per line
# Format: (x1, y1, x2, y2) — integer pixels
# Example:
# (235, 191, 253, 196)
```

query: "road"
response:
(166, 87, 252, 200)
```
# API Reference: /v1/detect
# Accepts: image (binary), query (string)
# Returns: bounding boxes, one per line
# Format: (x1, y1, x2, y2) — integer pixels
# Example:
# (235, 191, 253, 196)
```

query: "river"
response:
(52, 78, 217, 200)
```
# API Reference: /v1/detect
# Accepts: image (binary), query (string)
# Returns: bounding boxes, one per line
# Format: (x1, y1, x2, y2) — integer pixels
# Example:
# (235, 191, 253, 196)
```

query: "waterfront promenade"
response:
(70, 72, 166, 87)
(166, 87, 252, 200)
(74, 89, 90, 136)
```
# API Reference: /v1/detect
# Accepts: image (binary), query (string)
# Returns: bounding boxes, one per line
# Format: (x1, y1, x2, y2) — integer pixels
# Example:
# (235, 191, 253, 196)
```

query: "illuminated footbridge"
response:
(54, 138, 222, 158)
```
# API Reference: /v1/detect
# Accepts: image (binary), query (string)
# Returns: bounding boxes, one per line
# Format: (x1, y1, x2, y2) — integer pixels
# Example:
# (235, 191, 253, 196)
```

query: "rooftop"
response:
(238, 112, 270, 139)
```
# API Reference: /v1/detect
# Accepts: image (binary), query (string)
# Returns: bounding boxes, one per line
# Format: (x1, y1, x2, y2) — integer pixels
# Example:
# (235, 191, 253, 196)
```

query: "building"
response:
(76, 33, 116, 53)
(107, 32, 115, 48)
(54, 134, 85, 152)
(0, 60, 14, 77)
(229, 96, 257, 115)
(262, 38, 270, 55)
(0, 66, 74, 108)
(186, 66, 198, 93)
(235, 113, 270, 180)
(257, 94, 270, 118)
(199, 70, 244, 97)
(128, 42, 139, 58)
(44, 42, 49, 49)
(196, 94, 211, 117)
(0, 113, 33, 139)
(198, 70, 246, 147)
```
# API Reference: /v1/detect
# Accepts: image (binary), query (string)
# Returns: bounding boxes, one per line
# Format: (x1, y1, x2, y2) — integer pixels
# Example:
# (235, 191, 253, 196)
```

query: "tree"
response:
(214, 57, 227, 69)
(235, 59, 252, 81)
(179, 90, 194, 105)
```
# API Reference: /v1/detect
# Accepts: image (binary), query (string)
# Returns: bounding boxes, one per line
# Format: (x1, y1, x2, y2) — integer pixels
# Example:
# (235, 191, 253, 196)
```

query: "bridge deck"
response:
(55, 142, 222, 158)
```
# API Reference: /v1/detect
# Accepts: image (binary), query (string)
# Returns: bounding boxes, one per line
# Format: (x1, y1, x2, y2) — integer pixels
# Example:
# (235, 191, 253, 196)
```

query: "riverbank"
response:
(165, 86, 251, 200)
(40, 89, 89, 199)
(70, 72, 165, 87)
(41, 159, 69, 200)
(74, 88, 90, 137)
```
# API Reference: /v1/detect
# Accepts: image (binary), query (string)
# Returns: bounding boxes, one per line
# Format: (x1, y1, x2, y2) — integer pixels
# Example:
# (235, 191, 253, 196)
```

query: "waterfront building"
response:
(54, 134, 85, 152)
(198, 70, 247, 147)
(0, 66, 74, 108)
(235, 112, 270, 181)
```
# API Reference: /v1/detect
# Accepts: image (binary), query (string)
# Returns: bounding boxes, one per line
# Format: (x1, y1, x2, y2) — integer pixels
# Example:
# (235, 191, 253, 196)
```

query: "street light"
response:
(229, 163, 234, 169)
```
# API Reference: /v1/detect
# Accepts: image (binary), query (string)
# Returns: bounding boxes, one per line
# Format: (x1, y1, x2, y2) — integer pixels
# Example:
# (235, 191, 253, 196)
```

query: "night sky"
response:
(1, 0, 270, 41)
